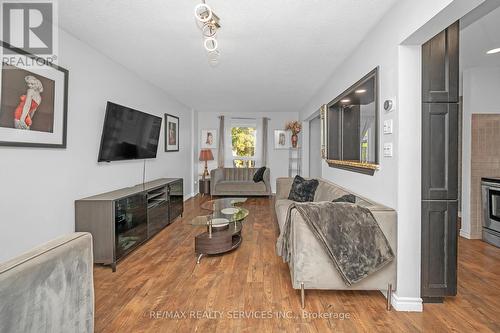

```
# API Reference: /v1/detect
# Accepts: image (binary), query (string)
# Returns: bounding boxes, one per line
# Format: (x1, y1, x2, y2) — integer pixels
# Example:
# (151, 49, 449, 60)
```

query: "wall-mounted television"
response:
(98, 102, 162, 162)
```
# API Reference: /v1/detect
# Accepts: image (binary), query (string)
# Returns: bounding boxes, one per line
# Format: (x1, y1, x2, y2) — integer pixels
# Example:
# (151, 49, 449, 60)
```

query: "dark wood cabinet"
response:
(76, 178, 183, 271)
(421, 21, 459, 302)
(422, 103, 459, 200)
(421, 200, 458, 299)
(422, 22, 459, 103)
(168, 179, 184, 222)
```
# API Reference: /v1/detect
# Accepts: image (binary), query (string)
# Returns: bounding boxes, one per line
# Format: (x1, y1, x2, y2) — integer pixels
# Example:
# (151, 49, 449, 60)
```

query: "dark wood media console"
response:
(75, 178, 183, 271)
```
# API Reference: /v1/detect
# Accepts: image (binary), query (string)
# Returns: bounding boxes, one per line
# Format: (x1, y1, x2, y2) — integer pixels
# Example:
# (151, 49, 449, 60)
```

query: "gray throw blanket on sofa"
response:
(276, 201, 394, 286)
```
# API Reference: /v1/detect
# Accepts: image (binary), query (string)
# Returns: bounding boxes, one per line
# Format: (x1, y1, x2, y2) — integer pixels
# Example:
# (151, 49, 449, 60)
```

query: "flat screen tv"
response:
(98, 102, 162, 162)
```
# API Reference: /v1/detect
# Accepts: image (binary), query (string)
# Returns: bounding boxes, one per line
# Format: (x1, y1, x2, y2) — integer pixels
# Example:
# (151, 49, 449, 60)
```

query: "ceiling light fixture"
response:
(341, 99, 351, 103)
(204, 37, 218, 52)
(194, 0, 221, 65)
(355, 89, 367, 94)
(486, 48, 500, 54)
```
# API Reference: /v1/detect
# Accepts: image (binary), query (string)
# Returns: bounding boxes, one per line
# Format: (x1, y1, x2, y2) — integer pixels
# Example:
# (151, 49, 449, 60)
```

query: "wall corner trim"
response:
(459, 229, 482, 240)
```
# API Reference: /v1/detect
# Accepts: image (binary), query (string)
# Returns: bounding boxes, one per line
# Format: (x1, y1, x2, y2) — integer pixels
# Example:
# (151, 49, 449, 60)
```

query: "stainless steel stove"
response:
(481, 177, 500, 247)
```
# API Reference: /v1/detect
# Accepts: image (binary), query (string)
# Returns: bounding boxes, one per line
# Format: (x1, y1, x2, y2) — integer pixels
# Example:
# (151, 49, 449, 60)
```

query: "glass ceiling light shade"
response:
(204, 37, 218, 52)
(194, 3, 213, 23)
(208, 51, 219, 66)
(202, 23, 217, 38)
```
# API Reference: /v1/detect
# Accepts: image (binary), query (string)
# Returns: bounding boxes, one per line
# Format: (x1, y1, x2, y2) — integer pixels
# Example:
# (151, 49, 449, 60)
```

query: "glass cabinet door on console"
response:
(114, 194, 148, 260)
(169, 179, 184, 222)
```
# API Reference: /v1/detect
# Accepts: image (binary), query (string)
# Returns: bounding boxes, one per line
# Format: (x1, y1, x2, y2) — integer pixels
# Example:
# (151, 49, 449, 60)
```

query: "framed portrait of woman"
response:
(274, 130, 290, 149)
(165, 113, 179, 152)
(201, 129, 217, 149)
(0, 41, 69, 148)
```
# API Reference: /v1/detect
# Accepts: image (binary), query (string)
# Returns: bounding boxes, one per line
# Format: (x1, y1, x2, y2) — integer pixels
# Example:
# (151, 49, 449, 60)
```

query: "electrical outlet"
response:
(383, 143, 393, 157)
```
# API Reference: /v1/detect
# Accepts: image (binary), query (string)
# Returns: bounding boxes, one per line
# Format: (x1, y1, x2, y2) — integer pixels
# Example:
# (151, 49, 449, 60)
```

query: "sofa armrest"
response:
(276, 177, 293, 200)
(0, 232, 94, 333)
(210, 168, 224, 194)
(263, 168, 271, 194)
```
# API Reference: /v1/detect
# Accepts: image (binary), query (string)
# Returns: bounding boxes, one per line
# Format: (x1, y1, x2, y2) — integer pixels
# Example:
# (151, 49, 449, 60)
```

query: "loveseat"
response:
(211, 167, 271, 196)
(275, 177, 397, 309)
(0, 233, 94, 333)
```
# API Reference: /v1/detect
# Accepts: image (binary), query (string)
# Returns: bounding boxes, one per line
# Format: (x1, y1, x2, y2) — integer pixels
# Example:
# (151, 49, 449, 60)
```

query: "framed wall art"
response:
(274, 129, 290, 149)
(165, 113, 179, 152)
(201, 129, 217, 149)
(0, 41, 69, 148)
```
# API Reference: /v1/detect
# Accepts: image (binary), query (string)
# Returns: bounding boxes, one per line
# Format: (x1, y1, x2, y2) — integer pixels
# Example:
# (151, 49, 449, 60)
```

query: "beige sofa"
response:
(275, 177, 397, 309)
(0, 233, 94, 333)
(211, 168, 271, 196)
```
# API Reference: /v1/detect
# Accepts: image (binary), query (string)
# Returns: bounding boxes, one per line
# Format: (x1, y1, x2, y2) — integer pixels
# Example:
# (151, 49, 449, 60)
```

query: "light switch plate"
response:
(383, 143, 393, 157)
(383, 119, 393, 134)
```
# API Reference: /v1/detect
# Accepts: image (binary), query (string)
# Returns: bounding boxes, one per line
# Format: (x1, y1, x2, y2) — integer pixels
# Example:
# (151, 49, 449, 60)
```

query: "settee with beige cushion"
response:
(210, 167, 271, 196)
(0, 232, 94, 333)
(275, 177, 397, 309)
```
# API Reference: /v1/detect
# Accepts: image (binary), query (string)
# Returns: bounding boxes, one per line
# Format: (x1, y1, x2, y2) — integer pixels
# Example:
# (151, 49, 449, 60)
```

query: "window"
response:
(231, 126, 256, 168)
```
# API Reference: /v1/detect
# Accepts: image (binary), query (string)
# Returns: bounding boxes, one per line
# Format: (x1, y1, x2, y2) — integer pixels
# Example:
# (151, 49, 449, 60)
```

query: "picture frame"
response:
(0, 41, 69, 148)
(201, 129, 217, 149)
(165, 113, 179, 152)
(274, 129, 290, 149)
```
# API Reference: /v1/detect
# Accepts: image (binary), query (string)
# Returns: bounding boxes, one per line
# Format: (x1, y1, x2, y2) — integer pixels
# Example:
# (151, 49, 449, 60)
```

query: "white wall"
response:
(0, 29, 194, 263)
(461, 67, 500, 238)
(195, 111, 300, 193)
(299, 0, 485, 311)
(308, 116, 322, 178)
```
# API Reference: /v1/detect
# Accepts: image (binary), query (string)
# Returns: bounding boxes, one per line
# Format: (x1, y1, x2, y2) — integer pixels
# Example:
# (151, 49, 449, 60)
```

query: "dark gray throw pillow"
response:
(288, 175, 319, 202)
(332, 194, 356, 203)
(253, 166, 266, 183)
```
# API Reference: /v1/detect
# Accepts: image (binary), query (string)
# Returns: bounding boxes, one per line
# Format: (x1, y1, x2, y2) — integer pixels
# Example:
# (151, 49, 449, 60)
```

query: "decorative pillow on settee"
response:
(253, 166, 266, 183)
(288, 175, 319, 202)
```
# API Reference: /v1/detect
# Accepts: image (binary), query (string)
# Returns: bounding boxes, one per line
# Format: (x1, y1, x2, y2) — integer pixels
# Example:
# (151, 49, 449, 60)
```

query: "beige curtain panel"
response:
(218, 115, 225, 168)
(262, 117, 269, 166)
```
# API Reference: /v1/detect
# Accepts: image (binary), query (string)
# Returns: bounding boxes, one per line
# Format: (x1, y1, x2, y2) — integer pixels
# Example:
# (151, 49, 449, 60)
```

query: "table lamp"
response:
(199, 149, 214, 179)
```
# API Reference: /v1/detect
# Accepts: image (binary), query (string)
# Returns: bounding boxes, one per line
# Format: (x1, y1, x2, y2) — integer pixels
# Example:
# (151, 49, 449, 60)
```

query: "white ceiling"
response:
(58, 0, 398, 113)
(461, 3, 500, 70)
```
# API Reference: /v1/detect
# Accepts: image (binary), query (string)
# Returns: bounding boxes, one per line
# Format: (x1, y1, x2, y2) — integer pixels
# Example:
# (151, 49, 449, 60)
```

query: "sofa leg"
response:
(386, 283, 392, 311)
(301, 282, 305, 309)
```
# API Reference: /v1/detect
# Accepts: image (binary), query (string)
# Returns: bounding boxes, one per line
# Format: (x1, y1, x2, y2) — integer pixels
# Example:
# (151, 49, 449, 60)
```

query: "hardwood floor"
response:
(94, 196, 500, 332)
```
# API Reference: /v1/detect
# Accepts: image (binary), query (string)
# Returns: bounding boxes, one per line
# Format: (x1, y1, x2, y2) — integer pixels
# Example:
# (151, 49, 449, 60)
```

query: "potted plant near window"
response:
(285, 121, 302, 148)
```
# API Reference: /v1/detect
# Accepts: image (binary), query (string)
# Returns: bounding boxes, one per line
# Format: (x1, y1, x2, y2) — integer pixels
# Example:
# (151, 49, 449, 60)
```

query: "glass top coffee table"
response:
(191, 198, 249, 263)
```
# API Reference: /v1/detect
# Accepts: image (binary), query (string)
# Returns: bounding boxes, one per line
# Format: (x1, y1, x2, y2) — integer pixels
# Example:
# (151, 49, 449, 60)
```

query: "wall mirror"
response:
(321, 68, 379, 175)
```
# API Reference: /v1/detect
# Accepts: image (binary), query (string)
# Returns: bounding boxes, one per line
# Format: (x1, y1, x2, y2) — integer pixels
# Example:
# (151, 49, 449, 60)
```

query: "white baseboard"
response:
(459, 229, 482, 239)
(391, 293, 423, 312)
(184, 192, 195, 201)
(378, 290, 422, 312)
